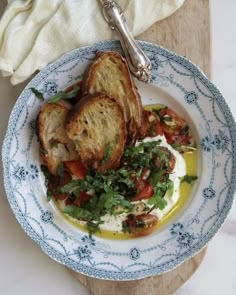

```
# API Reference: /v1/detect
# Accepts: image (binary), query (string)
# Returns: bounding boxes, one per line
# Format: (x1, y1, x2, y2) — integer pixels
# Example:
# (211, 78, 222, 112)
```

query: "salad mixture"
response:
(38, 85, 197, 238)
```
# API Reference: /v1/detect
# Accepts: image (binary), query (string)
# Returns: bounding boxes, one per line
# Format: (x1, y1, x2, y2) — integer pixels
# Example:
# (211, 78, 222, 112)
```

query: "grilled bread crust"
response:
(65, 93, 127, 172)
(38, 100, 79, 175)
(82, 51, 142, 144)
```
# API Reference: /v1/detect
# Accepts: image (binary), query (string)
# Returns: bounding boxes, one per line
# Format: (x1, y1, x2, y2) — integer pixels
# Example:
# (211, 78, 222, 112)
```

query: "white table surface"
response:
(0, 0, 235, 294)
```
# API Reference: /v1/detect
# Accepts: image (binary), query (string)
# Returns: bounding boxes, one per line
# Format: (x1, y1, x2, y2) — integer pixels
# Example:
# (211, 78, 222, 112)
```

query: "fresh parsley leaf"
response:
(101, 143, 114, 165)
(147, 177, 172, 210)
(86, 221, 103, 234)
(48, 92, 64, 103)
(48, 85, 80, 103)
(180, 125, 190, 135)
(98, 192, 133, 215)
(167, 179, 174, 195)
(40, 147, 48, 155)
(63, 205, 93, 221)
(64, 85, 80, 98)
(56, 162, 64, 181)
(180, 175, 198, 184)
(30, 87, 44, 100)
(41, 165, 54, 201)
(148, 167, 162, 186)
(61, 179, 90, 194)
(148, 188, 167, 210)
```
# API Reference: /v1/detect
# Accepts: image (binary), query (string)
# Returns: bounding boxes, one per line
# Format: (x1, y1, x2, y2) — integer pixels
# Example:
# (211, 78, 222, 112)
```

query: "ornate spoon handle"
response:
(99, 0, 151, 82)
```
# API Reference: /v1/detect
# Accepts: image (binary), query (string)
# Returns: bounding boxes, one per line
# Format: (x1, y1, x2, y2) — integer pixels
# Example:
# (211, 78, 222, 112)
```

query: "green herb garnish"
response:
(30, 87, 44, 100)
(57, 162, 64, 181)
(101, 143, 114, 165)
(40, 147, 48, 155)
(41, 165, 54, 201)
(180, 175, 198, 184)
(63, 205, 93, 221)
(48, 85, 80, 103)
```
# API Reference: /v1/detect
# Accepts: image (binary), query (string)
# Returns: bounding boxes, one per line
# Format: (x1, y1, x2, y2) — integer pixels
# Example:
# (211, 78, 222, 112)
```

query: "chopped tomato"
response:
(64, 160, 88, 179)
(51, 171, 72, 201)
(165, 133, 191, 145)
(154, 107, 195, 152)
(131, 179, 154, 201)
(124, 214, 158, 237)
(158, 107, 187, 135)
(154, 120, 164, 136)
(159, 107, 186, 128)
(138, 110, 164, 138)
(73, 191, 92, 207)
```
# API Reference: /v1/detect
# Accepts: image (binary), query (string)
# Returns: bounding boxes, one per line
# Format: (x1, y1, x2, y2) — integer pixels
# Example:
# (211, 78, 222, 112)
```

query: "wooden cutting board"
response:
(71, 0, 210, 294)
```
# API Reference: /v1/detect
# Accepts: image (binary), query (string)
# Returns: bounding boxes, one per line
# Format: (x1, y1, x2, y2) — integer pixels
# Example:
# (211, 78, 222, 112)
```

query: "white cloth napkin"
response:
(0, 0, 185, 85)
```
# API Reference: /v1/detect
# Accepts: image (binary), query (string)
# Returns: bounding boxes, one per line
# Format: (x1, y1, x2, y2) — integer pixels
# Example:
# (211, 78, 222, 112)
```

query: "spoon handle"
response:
(99, 0, 152, 82)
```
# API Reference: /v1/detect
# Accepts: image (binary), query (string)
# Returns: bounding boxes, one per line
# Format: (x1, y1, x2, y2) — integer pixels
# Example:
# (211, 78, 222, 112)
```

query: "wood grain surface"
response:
(71, 0, 210, 294)
(138, 0, 211, 78)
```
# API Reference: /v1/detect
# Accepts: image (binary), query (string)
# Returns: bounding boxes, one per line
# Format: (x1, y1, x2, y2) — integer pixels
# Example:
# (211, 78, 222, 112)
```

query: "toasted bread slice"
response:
(38, 100, 79, 175)
(65, 93, 127, 172)
(82, 51, 142, 144)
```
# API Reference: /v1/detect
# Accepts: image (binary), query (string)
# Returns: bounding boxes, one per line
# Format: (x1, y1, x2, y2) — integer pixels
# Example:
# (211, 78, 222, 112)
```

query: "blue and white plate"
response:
(2, 40, 236, 280)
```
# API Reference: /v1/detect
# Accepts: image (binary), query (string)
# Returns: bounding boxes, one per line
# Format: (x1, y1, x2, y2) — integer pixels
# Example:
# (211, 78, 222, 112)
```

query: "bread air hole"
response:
(82, 129, 88, 137)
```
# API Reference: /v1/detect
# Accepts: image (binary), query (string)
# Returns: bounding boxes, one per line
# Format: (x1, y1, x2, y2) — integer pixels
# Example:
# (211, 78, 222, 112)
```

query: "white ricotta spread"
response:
(59, 135, 186, 233)
(99, 135, 186, 232)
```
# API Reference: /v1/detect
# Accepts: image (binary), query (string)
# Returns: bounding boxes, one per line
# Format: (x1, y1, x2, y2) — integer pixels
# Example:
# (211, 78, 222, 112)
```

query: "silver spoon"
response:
(99, 0, 152, 82)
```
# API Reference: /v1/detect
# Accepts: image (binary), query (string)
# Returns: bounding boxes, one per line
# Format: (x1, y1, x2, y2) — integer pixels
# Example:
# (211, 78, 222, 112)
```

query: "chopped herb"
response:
(97, 192, 133, 215)
(148, 177, 173, 210)
(180, 125, 190, 135)
(152, 107, 167, 122)
(40, 147, 48, 155)
(63, 205, 93, 221)
(61, 179, 89, 194)
(149, 121, 156, 136)
(48, 85, 80, 103)
(101, 142, 114, 165)
(86, 221, 103, 234)
(167, 178, 174, 195)
(180, 175, 198, 184)
(41, 165, 54, 201)
(56, 162, 64, 181)
(148, 167, 162, 186)
(148, 187, 168, 210)
(30, 87, 44, 100)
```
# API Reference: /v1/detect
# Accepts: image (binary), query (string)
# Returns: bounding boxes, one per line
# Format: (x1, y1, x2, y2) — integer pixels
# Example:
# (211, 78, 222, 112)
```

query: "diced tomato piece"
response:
(138, 110, 164, 138)
(124, 214, 158, 237)
(51, 171, 72, 200)
(64, 160, 88, 179)
(159, 108, 186, 128)
(154, 120, 164, 136)
(165, 133, 191, 146)
(158, 107, 188, 137)
(73, 191, 92, 207)
(131, 179, 154, 201)
(65, 198, 73, 205)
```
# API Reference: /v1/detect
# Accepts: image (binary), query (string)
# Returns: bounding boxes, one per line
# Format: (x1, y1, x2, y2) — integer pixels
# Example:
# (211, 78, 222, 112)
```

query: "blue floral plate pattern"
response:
(2, 40, 236, 280)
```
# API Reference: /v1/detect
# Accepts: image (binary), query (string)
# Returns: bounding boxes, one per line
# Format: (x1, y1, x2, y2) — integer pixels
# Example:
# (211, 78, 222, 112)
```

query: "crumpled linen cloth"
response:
(0, 0, 185, 85)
